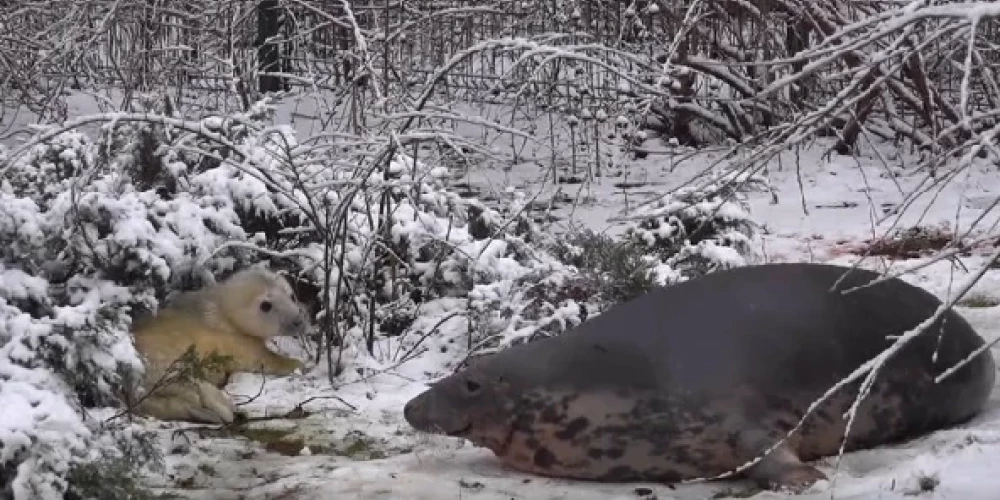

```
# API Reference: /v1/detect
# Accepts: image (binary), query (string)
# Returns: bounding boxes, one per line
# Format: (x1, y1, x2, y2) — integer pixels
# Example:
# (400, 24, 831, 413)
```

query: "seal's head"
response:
(403, 356, 522, 454)
(188, 268, 310, 339)
(218, 268, 310, 339)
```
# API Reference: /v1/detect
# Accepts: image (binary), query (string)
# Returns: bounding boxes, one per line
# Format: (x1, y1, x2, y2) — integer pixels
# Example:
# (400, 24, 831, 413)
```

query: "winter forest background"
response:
(2, 1, 1000, 499)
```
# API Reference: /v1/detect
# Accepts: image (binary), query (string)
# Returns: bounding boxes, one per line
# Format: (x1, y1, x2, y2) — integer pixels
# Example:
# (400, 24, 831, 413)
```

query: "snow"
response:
(3, 89, 1000, 500)
(111, 107, 1000, 499)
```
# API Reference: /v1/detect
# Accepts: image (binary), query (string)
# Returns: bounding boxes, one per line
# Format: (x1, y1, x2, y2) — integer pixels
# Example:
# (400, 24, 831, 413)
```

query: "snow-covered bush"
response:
(0, 97, 584, 496)
(548, 229, 660, 307)
(463, 171, 766, 357)
(538, 170, 764, 326)
(0, 120, 201, 498)
(622, 171, 767, 283)
(61, 423, 163, 500)
(0, 267, 163, 498)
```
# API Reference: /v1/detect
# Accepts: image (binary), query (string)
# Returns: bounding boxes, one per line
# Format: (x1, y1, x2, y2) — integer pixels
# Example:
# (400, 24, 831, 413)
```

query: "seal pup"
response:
(133, 268, 309, 423)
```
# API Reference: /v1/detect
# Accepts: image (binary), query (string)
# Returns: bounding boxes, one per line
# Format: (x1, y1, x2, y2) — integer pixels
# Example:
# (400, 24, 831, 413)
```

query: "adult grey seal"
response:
(402, 262, 996, 491)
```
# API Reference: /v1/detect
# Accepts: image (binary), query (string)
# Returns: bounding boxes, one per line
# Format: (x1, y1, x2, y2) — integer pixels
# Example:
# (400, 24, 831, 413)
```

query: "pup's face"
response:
(230, 278, 311, 339)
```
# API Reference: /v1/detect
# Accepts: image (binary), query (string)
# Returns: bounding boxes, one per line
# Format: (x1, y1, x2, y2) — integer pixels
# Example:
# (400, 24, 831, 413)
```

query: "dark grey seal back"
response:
(483, 263, 994, 425)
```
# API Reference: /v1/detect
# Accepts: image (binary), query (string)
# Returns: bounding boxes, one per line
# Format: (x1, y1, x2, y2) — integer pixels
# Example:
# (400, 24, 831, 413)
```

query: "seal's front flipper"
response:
(746, 443, 827, 493)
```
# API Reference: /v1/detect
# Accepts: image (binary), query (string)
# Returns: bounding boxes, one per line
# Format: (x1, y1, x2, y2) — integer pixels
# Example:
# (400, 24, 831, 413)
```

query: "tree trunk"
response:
(256, 0, 284, 94)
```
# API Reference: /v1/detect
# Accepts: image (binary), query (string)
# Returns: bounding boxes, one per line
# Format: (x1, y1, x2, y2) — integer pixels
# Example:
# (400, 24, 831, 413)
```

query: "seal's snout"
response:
(280, 312, 309, 337)
(404, 391, 437, 431)
(403, 397, 421, 427)
(404, 389, 473, 436)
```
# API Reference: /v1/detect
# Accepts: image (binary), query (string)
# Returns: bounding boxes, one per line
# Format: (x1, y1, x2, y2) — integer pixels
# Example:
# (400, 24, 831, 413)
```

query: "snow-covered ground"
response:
(5, 91, 1000, 499)
(129, 111, 1000, 498)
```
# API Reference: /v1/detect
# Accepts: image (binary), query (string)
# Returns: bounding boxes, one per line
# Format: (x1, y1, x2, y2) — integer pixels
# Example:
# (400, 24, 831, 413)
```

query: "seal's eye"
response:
(260, 300, 273, 313)
(465, 379, 481, 395)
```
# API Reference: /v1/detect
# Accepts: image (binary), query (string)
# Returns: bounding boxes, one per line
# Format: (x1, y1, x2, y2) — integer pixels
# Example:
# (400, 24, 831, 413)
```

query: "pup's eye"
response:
(465, 379, 481, 394)
(260, 300, 273, 313)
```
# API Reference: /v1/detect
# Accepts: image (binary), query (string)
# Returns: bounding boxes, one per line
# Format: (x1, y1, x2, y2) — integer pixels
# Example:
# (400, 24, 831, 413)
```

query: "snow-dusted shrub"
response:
(460, 264, 588, 356)
(0, 96, 598, 495)
(325, 170, 589, 359)
(622, 171, 767, 283)
(0, 263, 164, 499)
(61, 423, 163, 500)
(548, 229, 660, 307)
(463, 172, 768, 355)
(0, 129, 162, 497)
(0, 120, 207, 498)
(523, 170, 765, 339)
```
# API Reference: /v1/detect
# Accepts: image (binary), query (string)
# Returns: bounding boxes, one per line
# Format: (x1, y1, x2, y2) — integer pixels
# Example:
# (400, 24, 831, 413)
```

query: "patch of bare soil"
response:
(831, 226, 978, 260)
